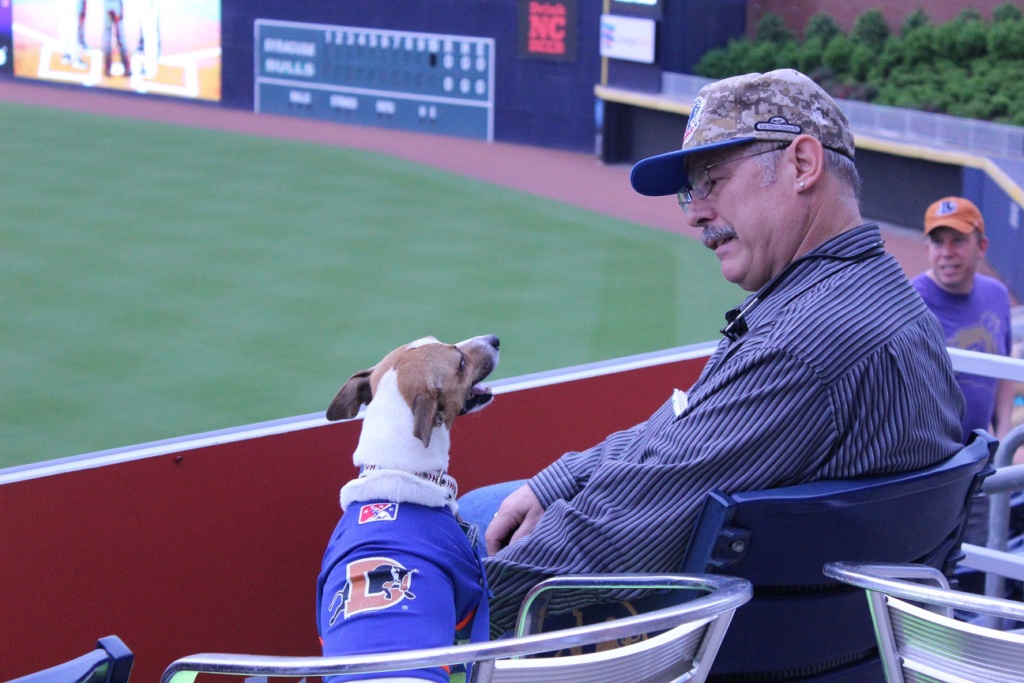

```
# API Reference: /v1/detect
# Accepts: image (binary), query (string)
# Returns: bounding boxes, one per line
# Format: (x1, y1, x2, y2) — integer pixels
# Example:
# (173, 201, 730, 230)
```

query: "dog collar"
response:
(359, 465, 458, 501)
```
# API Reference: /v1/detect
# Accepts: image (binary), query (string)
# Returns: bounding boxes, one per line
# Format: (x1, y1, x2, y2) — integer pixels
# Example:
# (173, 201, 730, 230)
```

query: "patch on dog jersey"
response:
(328, 556, 418, 624)
(359, 502, 399, 524)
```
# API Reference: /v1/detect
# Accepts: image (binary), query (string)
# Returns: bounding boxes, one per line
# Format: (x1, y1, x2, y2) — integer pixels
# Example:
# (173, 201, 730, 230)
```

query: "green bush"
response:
(900, 9, 930, 37)
(804, 14, 841, 44)
(935, 16, 987, 65)
(994, 4, 1023, 23)
(756, 12, 794, 44)
(821, 34, 853, 75)
(797, 36, 826, 73)
(851, 9, 890, 51)
(989, 18, 1024, 60)
(898, 24, 937, 66)
(867, 36, 907, 81)
(690, 3, 1024, 126)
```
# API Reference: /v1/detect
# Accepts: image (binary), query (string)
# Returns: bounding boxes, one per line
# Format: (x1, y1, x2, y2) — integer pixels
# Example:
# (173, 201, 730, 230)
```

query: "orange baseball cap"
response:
(924, 196, 985, 236)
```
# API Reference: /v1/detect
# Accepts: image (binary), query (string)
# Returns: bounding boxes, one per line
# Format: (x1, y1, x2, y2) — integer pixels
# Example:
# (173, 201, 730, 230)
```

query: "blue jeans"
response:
(457, 480, 525, 561)
(460, 481, 651, 641)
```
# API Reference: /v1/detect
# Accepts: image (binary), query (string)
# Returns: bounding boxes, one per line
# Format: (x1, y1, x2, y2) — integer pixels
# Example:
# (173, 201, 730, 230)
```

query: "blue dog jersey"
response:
(317, 501, 490, 682)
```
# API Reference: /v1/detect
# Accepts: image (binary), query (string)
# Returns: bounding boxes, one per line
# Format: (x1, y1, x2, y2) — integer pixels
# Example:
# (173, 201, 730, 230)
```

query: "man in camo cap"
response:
(626, 68, 866, 292)
(631, 68, 855, 196)
(471, 69, 963, 662)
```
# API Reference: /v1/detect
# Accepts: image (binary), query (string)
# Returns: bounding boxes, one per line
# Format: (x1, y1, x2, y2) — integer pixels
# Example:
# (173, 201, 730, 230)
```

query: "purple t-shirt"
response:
(912, 273, 1012, 442)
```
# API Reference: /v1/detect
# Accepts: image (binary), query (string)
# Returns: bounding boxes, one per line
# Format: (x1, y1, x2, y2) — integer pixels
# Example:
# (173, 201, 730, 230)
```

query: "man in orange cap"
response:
(912, 196, 1014, 444)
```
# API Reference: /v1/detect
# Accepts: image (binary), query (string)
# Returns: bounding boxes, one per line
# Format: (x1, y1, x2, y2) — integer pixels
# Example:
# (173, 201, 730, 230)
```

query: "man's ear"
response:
(326, 369, 374, 421)
(411, 392, 444, 448)
(790, 134, 825, 190)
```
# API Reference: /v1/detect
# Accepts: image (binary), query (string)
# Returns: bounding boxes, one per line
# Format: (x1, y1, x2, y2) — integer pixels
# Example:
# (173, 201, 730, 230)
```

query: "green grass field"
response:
(1, 102, 742, 467)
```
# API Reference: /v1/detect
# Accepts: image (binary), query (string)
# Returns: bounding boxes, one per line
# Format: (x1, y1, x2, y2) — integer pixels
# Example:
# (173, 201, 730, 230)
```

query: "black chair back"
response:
(681, 430, 996, 682)
(5, 636, 133, 683)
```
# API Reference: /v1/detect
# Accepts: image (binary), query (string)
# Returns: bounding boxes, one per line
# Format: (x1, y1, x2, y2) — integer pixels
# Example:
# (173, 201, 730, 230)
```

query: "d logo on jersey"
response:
(328, 556, 418, 625)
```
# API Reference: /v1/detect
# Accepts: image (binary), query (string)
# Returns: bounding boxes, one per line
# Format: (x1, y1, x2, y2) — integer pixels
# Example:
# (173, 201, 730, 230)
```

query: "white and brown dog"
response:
(316, 335, 499, 682)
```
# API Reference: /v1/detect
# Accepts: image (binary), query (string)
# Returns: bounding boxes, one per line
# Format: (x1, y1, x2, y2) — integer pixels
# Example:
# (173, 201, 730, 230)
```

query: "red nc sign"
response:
(519, 0, 577, 62)
(528, 1, 567, 54)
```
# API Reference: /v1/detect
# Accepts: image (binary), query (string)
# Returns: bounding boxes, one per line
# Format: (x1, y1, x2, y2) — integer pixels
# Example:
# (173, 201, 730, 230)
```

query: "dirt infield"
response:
(0, 78, 933, 278)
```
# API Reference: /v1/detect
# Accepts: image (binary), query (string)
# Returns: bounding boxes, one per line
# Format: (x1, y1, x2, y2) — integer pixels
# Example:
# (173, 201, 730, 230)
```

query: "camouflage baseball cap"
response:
(630, 69, 856, 196)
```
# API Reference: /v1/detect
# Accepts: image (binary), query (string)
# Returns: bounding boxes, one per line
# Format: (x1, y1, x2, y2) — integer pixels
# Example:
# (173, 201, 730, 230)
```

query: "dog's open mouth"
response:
(460, 384, 493, 414)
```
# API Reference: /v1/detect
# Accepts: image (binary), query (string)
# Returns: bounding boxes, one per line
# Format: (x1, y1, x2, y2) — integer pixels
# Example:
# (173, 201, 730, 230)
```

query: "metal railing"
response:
(981, 425, 1024, 604)
(662, 72, 1024, 161)
(945, 348, 1024, 607)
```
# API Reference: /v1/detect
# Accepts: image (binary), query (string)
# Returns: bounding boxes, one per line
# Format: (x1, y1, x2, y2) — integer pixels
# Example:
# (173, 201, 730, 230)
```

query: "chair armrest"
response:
(161, 576, 752, 683)
(847, 562, 950, 589)
(824, 561, 1024, 622)
(824, 561, 951, 617)
(515, 573, 729, 637)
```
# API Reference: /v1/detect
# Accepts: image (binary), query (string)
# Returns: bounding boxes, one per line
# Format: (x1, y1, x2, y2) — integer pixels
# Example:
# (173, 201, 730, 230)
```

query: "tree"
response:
(821, 34, 854, 77)
(694, 40, 752, 79)
(901, 9, 930, 37)
(958, 8, 984, 23)
(989, 16, 1024, 60)
(851, 9, 890, 51)
(797, 37, 827, 74)
(688, 7, 1024, 127)
(935, 13, 989, 66)
(804, 14, 841, 44)
(868, 36, 908, 82)
(693, 46, 732, 79)
(902, 24, 937, 66)
(850, 43, 876, 81)
(993, 3, 1023, 23)
(755, 13, 794, 45)
(748, 40, 784, 73)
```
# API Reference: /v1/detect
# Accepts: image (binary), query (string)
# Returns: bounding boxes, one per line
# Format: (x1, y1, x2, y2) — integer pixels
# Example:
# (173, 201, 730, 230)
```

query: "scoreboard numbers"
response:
(255, 19, 495, 141)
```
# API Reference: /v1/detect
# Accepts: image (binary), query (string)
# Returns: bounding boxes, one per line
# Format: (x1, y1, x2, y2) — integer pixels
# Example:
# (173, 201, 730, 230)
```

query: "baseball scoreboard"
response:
(254, 19, 495, 141)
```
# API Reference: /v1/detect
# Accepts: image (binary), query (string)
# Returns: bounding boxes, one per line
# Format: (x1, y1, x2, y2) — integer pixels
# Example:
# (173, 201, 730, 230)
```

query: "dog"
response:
(316, 335, 499, 682)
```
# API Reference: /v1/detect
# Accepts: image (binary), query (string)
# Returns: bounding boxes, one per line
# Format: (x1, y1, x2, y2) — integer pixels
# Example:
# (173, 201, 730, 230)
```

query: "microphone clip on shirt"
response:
(719, 238, 886, 342)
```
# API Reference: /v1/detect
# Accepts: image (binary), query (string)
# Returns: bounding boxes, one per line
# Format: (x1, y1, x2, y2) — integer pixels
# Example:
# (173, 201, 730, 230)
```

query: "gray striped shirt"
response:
(484, 223, 964, 634)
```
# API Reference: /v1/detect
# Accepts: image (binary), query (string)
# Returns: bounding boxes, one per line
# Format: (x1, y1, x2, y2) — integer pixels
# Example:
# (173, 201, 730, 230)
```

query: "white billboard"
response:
(599, 14, 655, 64)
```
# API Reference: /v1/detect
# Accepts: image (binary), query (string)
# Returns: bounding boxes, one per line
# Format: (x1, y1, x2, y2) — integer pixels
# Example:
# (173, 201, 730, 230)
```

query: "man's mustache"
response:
(702, 225, 737, 249)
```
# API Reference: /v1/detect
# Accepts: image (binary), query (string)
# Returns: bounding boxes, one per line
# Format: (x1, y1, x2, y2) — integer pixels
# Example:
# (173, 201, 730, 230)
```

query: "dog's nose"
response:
(483, 335, 499, 350)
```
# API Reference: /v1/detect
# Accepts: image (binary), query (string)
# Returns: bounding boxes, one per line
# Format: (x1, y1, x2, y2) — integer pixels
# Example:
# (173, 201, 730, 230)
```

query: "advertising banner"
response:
(0, 0, 11, 74)
(518, 0, 577, 62)
(9, 0, 221, 100)
(600, 13, 655, 64)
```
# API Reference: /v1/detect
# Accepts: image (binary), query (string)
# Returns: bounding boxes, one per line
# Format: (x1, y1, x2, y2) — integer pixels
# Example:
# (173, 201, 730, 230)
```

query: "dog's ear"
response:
(411, 392, 445, 448)
(326, 369, 374, 421)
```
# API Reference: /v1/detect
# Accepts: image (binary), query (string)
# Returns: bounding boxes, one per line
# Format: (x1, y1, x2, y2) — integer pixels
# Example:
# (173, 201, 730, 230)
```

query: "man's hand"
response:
(485, 484, 544, 555)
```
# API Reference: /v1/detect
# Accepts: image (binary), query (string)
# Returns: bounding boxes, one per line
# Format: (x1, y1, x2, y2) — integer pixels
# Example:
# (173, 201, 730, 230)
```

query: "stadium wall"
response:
(223, 0, 605, 151)
(2, 0, 751, 151)
(224, 0, 746, 149)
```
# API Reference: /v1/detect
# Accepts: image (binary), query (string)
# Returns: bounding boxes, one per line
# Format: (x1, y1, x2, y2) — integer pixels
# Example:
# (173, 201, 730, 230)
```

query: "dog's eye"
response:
(458, 353, 466, 372)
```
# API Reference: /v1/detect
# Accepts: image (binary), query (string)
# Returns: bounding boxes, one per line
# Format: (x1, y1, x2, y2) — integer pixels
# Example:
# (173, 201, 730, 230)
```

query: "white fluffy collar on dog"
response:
(340, 467, 460, 513)
(359, 464, 458, 500)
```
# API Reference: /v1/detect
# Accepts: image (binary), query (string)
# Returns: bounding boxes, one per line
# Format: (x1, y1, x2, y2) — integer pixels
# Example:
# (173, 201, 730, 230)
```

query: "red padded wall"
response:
(0, 354, 708, 681)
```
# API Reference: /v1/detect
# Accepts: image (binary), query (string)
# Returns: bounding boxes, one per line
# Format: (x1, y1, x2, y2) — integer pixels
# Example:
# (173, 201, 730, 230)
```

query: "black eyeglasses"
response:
(677, 144, 790, 209)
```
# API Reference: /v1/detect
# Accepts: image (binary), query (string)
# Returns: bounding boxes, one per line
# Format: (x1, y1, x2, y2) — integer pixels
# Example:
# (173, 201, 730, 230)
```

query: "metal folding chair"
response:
(160, 573, 751, 683)
(824, 561, 1024, 683)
